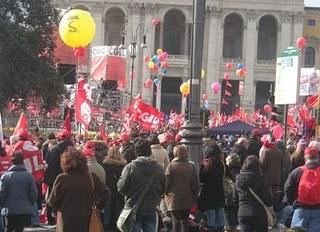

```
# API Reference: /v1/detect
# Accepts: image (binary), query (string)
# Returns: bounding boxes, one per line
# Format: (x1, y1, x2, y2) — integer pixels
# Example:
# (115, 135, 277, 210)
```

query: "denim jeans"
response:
(277, 205, 293, 224)
(204, 208, 225, 229)
(132, 211, 157, 232)
(291, 207, 320, 232)
(30, 203, 39, 225)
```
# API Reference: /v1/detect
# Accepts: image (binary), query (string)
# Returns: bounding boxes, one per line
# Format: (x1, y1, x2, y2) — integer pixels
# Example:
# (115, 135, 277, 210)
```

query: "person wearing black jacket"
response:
(247, 129, 262, 158)
(284, 147, 320, 232)
(43, 130, 73, 225)
(234, 155, 272, 232)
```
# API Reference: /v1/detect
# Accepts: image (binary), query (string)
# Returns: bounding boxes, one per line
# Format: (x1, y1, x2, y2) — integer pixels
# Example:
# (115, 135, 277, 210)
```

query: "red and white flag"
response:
(127, 99, 164, 131)
(13, 113, 28, 136)
(75, 77, 92, 129)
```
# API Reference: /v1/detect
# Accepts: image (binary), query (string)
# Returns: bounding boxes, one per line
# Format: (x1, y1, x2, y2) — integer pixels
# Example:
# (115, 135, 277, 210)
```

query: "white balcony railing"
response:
(166, 55, 189, 66)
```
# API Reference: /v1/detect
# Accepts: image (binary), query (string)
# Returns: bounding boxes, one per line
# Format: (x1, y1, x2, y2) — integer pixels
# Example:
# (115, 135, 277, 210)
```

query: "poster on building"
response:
(299, 68, 320, 96)
(90, 46, 127, 82)
(275, 47, 300, 105)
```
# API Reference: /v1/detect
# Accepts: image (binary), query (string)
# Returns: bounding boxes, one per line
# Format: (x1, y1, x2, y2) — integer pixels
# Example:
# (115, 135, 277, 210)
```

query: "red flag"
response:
(13, 113, 28, 136)
(224, 90, 232, 96)
(234, 107, 241, 118)
(306, 95, 318, 108)
(298, 105, 310, 122)
(127, 99, 164, 131)
(226, 81, 233, 88)
(63, 110, 72, 133)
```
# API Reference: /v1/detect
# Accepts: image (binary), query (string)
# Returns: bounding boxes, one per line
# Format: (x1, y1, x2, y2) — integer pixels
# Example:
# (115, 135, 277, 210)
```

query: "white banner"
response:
(275, 48, 300, 105)
(299, 68, 320, 96)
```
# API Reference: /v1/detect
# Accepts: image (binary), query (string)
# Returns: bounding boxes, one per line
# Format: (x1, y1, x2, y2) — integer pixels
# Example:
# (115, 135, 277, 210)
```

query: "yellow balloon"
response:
(180, 83, 190, 95)
(59, 9, 96, 48)
(157, 49, 163, 55)
(148, 61, 155, 70)
(201, 69, 205, 79)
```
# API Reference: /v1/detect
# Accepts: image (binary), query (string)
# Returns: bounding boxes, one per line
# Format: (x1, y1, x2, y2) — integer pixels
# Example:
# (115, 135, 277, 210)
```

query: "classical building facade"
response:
(303, 7, 320, 69)
(53, 0, 304, 114)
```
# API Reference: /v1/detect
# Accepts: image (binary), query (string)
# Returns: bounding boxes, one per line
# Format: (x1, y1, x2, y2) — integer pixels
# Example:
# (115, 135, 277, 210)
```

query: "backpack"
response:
(297, 166, 320, 205)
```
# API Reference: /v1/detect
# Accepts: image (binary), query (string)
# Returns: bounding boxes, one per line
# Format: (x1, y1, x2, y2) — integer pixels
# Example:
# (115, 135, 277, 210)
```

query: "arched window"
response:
(74, 5, 90, 11)
(104, 7, 125, 46)
(163, 10, 186, 55)
(223, 13, 243, 59)
(305, 47, 316, 67)
(257, 15, 278, 60)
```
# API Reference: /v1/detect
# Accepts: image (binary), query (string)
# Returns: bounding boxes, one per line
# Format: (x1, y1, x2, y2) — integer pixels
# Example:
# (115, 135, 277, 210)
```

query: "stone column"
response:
(184, 22, 190, 55)
(205, 7, 222, 112)
(243, 10, 258, 113)
(280, 12, 293, 52)
(159, 22, 164, 50)
(141, 4, 155, 104)
(293, 12, 304, 45)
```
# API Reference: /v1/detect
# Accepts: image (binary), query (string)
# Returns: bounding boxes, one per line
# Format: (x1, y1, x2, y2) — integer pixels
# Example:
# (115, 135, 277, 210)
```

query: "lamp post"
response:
(119, 23, 148, 101)
(180, 0, 206, 172)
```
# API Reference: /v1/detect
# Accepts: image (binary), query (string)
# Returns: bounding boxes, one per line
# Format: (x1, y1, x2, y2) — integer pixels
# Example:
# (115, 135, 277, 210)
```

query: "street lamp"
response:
(119, 23, 148, 100)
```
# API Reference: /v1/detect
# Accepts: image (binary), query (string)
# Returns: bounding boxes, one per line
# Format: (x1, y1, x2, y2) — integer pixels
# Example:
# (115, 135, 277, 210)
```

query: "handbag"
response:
(117, 173, 156, 232)
(89, 173, 105, 232)
(249, 187, 276, 227)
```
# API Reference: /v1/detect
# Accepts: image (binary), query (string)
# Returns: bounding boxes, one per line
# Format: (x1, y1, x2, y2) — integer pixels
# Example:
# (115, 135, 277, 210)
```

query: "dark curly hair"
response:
(60, 150, 88, 173)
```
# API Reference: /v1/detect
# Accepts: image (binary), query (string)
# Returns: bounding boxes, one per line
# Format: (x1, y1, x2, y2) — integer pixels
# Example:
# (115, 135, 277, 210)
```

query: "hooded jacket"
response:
(151, 144, 170, 171)
(103, 157, 127, 195)
(234, 170, 272, 217)
(0, 165, 37, 216)
(117, 156, 165, 214)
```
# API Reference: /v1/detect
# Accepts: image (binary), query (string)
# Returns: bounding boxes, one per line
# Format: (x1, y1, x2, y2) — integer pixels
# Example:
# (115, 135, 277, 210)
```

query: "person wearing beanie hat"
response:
(291, 139, 308, 171)
(149, 134, 170, 171)
(117, 139, 165, 232)
(285, 146, 320, 232)
(83, 140, 106, 185)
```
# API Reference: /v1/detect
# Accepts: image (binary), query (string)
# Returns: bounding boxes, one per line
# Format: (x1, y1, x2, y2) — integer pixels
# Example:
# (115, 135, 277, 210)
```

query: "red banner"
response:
(12, 141, 44, 181)
(127, 99, 164, 131)
(75, 77, 92, 129)
(91, 46, 126, 82)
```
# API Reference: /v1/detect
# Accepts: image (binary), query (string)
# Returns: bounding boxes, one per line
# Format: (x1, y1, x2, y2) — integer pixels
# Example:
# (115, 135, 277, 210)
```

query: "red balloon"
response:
(224, 73, 230, 80)
(226, 63, 233, 71)
(162, 62, 169, 68)
(145, 79, 153, 88)
(202, 93, 208, 101)
(144, 55, 150, 63)
(264, 104, 272, 113)
(296, 37, 306, 50)
(73, 47, 85, 57)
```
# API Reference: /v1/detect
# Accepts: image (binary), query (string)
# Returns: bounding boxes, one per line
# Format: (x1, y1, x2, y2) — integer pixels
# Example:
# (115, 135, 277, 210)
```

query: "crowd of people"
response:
(0, 126, 319, 232)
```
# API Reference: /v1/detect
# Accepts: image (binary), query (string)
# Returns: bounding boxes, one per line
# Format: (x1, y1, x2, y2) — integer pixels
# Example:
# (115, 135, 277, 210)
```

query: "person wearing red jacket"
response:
(285, 147, 320, 232)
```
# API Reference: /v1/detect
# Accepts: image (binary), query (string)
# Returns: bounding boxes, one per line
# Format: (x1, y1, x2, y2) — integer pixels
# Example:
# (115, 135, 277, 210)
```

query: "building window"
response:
(255, 81, 274, 111)
(220, 80, 240, 115)
(223, 13, 244, 59)
(160, 76, 182, 113)
(104, 7, 126, 46)
(304, 47, 316, 67)
(163, 10, 186, 55)
(257, 15, 278, 60)
(307, 19, 316, 27)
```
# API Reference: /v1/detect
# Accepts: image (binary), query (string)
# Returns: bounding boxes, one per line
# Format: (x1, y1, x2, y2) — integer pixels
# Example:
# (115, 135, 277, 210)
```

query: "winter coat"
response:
(259, 146, 282, 189)
(198, 157, 225, 211)
(44, 140, 71, 185)
(0, 165, 37, 215)
(121, 143, 136, 164)
(248, 137, 261, 158)
(49, 171, 109, 232)
(234, 170, 272, 217)
(102, 157, 127, 197)
(227, 164, 241, 183)
(151, 144, 170, 171)
(165, 158, 199, 211)
(291, 150, 305, 171)
(117, 156, 165, 214)
(87, 157, 106, 185)
(231, 144, 248, 164)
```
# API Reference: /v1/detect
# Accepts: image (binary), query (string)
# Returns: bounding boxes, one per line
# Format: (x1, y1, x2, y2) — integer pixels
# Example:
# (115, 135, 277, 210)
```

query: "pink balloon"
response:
(202, 93, 208, 101)
(145, 79, 153, 88)
(211, 82, 220, 94)
(162, 52, 168, 59)
(224, 73, 230, 80)
(296, 37, 306, 50)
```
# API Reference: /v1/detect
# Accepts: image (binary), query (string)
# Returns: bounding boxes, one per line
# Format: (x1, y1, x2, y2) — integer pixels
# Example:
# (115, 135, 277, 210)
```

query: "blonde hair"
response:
(226, 153, 241, 167)
(107, 146, 122, 160)
(173, 145, 188, 159)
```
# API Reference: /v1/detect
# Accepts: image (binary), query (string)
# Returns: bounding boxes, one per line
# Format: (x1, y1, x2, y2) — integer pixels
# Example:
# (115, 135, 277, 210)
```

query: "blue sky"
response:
(305, 0, 320, 7)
